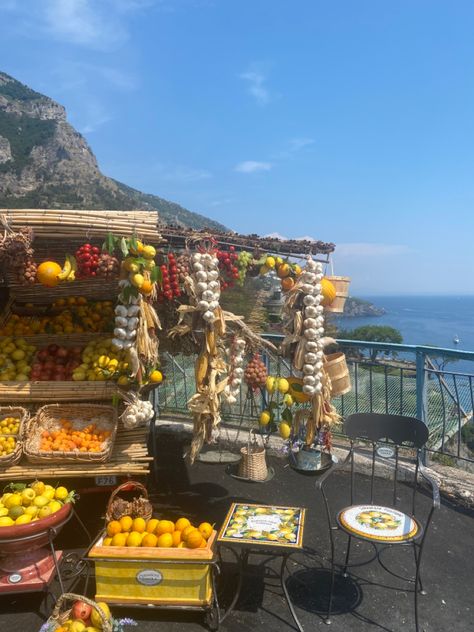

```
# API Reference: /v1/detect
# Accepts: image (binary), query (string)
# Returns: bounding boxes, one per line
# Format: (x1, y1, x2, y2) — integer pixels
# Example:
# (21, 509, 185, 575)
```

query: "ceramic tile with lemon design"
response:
(218, 503, 305, 548)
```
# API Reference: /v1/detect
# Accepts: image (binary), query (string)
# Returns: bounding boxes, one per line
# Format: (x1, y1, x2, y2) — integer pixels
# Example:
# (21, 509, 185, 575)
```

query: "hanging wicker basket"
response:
(239, 432, 268, 481)
(324, 352, 351, 396)
(42, 592, 113, 632)
(105, 480, 153, 523)
(324, 275, 351, 313)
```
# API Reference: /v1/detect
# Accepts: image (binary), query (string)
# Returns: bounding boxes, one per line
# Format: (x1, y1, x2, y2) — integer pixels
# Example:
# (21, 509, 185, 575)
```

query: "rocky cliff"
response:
(343, 297, 386, 317)
(0, 71, 225, 230)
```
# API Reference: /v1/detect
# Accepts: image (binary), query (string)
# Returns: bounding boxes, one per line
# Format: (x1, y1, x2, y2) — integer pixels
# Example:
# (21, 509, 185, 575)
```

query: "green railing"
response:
(157, 338, 474, 466)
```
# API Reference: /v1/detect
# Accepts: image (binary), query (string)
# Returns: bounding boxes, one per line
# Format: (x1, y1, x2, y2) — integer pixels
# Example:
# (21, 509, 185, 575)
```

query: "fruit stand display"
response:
(0, 209, 164, 484)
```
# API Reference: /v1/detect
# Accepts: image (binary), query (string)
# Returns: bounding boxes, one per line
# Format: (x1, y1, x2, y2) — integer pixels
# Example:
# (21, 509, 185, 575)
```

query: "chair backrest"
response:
(343, 413, 429, 512)
(344, 413, 429, 448)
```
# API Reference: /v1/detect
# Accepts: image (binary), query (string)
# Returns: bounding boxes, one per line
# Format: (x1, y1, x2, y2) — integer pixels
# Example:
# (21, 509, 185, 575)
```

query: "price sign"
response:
(95, 475, 117, 487)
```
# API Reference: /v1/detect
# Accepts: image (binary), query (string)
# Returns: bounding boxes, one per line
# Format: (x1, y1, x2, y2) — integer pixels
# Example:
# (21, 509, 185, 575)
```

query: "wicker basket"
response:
(105, 480, 153, 522)
(42, 592, 113, 632)
(24, 403, 117, 464)
(0, 406, 28, 467)
(324, 275, 351, 313)
(239, 433, 268, 481)
(324, 352, 351, 396)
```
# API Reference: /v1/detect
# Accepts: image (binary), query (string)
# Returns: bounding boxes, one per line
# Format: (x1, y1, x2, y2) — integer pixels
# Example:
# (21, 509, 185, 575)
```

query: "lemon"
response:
(117, 375, 130, 386)
(0, 516, 14, 527)
(265, 256, 276, 268)
(4, 494, 21, 509)
(38, 506, 52, 519)
(0, 508, 8, 517)
(265, 376, 276, 393)
(72, 371, 86, 381)
(142, 245, 156, 259)
(259, 410, 271, 426)
(55, 486, 69, 501)
(11, 349, 25, 361)
(48, 500, 62, 513)
(33, 495, 49, 508)
(279, 422, 291, 439)
(149, 369, 163, 383)
(8, 505, 25, 520)
(283, 394, 294, 406)
(43, 488, 55, 500)
(24, 506, 38, 517)
(15, 514, 32, 525)
(277, 378, 290, 394)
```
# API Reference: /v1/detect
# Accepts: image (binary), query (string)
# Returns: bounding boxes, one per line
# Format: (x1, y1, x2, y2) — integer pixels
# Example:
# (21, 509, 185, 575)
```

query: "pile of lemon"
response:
(0, 337, 37, 381)
(0, 416, 21, 457)
(72, 338, 131, 383)
(104, 516, 213, 549)
(0, 481, 73, 527)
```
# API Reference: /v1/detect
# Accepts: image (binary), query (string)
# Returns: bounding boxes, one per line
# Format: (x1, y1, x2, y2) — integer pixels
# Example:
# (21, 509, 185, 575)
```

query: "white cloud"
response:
(239, 70, 270, 106)
(336, 243, 411, 257)
(235, 161, 272, 174)
(76, 100, 112, 133)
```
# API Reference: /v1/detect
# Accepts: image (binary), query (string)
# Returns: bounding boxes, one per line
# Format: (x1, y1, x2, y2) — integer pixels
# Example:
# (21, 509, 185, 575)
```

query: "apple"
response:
(72, 600, 93, 623)
(57, 347, 68, 358)
(37, 350, 48, 361)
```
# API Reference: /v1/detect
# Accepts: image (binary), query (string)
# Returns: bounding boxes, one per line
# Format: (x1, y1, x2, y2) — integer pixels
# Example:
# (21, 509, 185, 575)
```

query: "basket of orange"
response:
(24, 403, 117, 464)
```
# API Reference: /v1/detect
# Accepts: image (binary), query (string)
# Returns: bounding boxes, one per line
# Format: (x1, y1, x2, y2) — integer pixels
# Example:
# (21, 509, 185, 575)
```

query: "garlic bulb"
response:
(112, 338, 125, 349)
(224, 337, 247, 403)
(299, 256, 325, 396)
(127, 305, 140, 317)
(115, 305, 128, 317)
(114, 327, 127, 340)
(121, 394, 155, 429)
(190, 251, 221, 325)
(115, 316, 128, 328)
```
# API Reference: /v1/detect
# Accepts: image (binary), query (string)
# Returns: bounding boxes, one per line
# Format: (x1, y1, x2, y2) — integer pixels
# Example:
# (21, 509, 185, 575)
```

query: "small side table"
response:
(217, 502, 306, 632)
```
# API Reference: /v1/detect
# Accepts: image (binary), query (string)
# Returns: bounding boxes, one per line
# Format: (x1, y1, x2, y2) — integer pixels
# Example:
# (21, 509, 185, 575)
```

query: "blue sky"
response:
(1, 0, 474, 295)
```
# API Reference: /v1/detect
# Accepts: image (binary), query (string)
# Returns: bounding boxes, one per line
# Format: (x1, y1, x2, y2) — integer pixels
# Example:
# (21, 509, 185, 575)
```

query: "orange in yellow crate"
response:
(107, 520, 122, 537)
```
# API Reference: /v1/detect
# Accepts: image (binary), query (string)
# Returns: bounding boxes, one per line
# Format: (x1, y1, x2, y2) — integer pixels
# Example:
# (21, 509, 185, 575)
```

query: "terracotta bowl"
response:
(0, 502, 72, 555)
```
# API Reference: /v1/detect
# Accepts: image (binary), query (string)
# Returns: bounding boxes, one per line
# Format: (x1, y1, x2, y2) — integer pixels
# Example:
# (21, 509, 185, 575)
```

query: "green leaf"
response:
(103, 232, 116, 254)
(268, 401, 279, 410)
(150, 265, 161, 284)
(290, 381, 303, 393)
(133, 257, 147, 266)
(282, 408, 293, 423)
(120, 237, 129, 257)
(129, 235, 139, 253)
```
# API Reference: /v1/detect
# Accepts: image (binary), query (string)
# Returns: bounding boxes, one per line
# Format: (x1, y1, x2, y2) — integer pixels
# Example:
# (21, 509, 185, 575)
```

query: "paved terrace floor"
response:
(1, 430, 472, 632)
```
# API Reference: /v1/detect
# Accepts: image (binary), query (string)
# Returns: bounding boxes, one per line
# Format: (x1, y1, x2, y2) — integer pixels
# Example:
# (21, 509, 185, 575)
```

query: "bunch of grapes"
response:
(244, 353, 268, 389)
(236, 251, 252, 286)
(16, 256, 37, 285)
(97, 253, 120, 280)
(175, 253, 190, 282)
(216, 246, 239, 290)
(157, 253, 181, 302)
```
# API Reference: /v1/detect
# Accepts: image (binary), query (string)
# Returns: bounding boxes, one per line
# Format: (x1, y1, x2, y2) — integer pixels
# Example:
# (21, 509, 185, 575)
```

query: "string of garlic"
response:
(301, 257, 325, 396)
(224, 337, 246, 403)
(191, 252, 221, 324)
(112, 280, 140, 350)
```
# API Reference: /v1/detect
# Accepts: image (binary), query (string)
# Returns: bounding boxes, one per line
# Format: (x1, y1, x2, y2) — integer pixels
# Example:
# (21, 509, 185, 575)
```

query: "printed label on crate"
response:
(136, 569, 163, 586)
(218, 503, 305, 548)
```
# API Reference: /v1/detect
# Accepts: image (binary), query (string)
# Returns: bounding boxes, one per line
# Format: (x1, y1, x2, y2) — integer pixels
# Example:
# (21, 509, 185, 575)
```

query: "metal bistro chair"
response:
(317, 413, 440, 630)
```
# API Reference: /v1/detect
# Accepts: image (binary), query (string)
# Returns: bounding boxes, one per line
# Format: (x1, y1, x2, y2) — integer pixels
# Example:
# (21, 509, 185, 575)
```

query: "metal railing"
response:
(157, 337, 474, 468)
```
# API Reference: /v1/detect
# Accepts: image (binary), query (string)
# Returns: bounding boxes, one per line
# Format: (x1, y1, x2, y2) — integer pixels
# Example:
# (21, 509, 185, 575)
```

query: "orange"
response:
(281, 277, 295, 292)
(141, 533, 158, 547)
(146, 518, 159, 533)
(132, 517, 146, 533)
(106, 520, 122, 537)
(175, 517, 191, 532)
(157, 533, 173, 548)
(126, 531, 143, 547)
(119, 515, 133, 532)
(177, 541, 186, 548)
(199, 539, 207, 548)
(156, 519, 174, 535)
(36, 261, 62, 287)
(186, 530, 204, 549)
(182, 525, 197, 541)
(139, 279, 154, 295)
(171, 530, 182, 547)
(198, 522, 213, 540)
(111, 533, 127, 547)
(277, 263, 291, 278)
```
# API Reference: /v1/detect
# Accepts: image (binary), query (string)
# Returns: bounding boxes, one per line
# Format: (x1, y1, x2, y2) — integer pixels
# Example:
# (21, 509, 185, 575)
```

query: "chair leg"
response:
(413, 543, 426, 595)
(342, 534, 352, 577)
(325, 530, 336, 625)
(414, 538, 428, 632)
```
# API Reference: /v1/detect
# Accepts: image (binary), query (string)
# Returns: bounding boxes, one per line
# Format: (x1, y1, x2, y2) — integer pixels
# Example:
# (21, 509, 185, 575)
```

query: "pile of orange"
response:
(0, 297, 114, 336)
(103, 515, 214, 549)
(39, 419, 111, 453)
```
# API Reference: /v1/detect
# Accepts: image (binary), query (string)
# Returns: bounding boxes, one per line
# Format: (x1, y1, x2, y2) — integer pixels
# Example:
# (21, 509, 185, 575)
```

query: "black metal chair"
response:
(317, 413, 440, 630)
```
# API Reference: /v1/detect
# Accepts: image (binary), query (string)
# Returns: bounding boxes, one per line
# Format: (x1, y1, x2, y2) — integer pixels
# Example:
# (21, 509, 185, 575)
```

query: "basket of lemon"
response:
(40, 593, 114, 632)
(0, 406, 28, 467)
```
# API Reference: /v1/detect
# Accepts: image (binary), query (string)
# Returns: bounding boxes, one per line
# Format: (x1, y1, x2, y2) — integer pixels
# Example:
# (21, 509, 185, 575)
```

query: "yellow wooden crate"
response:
(88, 531, 216, 606)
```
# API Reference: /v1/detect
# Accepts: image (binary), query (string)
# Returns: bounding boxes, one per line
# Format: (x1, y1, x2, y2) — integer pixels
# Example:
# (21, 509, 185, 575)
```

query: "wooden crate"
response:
(88, 531, 216, 606)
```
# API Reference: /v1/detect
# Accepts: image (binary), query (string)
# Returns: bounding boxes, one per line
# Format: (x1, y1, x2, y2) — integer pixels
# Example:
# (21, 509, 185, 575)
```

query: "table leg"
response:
(48, 528, 64, 596)
(219, 547, 247, 624)
(281, 553, 304, 632)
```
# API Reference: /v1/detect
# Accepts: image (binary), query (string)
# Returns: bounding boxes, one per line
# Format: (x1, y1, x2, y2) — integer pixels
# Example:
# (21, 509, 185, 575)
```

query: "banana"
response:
(58, 256, 72, 281)
(65, 255, 77, 282)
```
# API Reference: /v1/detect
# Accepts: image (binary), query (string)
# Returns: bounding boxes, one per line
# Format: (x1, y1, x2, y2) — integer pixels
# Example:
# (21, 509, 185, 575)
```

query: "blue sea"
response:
(333, 295, 474, 371)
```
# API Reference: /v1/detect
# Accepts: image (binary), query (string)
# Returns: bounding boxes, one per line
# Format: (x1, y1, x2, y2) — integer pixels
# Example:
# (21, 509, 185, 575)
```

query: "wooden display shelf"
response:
(0, 380, 118, 402)
(0, 422, 151, 481)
